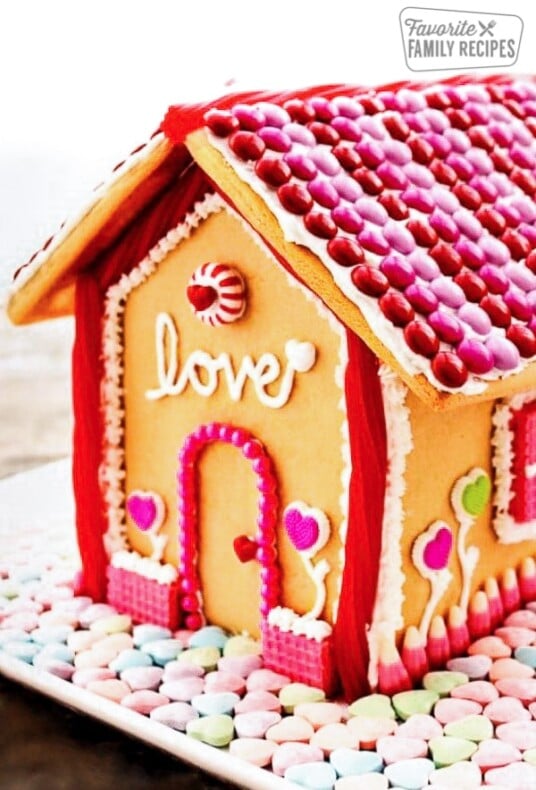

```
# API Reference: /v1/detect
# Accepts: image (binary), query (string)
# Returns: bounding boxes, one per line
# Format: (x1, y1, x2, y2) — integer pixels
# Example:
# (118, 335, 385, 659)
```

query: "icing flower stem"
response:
(418, 568, 452, 639)
(300, 556, 330, 621)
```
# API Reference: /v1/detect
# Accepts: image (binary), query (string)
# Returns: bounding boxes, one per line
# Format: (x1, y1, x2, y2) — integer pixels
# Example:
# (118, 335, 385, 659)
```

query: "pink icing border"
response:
(176, 422, 280, 629)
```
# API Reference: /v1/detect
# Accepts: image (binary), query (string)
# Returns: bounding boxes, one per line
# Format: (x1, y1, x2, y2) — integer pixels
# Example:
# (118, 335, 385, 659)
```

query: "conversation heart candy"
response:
(295, 702, 345, 729)
(246, 668, 291, 692)
(271, 742, 324, 777)
(161, 660, 204, 681)
(217, 653, 263, 677)
(468, 636, 511, 659)
(109, 648, 153, 673)
(483, 696, 531, 724)
(334, 775, 388, 789)
(177, 645, 219, 670)
(514, 645, 536, 669)
(397, 714, 443, 741)
(204, 670, 245, 695)
(279, 683, 325, 713)
(494, 626, 535, 649)
(392, 689, 439, 720)
(159, 677, 205, 701)
(234, 710, 281, 739)
(347, 694, 395, 720)
(188, 625, 229, 650)
(186, 713, 234, 747)
(235, 690, 282, 714)
(229, 737, 276, 768)
(330, 747, 383, 777)
(429, 735, 477, 766)
(446, 655, 492, 679)
(496, 720, 536, 750)
(444, 715, 493, 742)
(423, 671, 468, 697)
(141, 639, 183, 666)
(121, 690, 170, 715)
(120, 666, 163, 691)
(266, 715, 315, 744)
(310, 723, 358, 755)
(284, 761, 338, 790)
(89, 614, 132, 635)
(222, 634, 261, 657)
(450, 680, 498, 705)
(86, 678, 131, 703)
(484, 761, 536, 786)
(376, 735, 428, 764)
(470, 737, 522, 769)
(149, 701, 198, 731)
(489, 656, 534, 681)
(132, 624, 172, 647)
(191, 691, 239, 717)
(384, 757, 435, 789)
(429, 760, 482, 787)
(346, 715, 398, 748)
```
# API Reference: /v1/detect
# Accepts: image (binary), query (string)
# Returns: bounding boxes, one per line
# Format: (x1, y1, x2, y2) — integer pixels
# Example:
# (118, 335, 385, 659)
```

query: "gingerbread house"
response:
(8, 75, 536, 701)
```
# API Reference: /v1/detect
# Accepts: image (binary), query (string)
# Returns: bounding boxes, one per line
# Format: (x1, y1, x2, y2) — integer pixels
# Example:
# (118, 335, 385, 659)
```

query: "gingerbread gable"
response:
(8, 74, 536, 412)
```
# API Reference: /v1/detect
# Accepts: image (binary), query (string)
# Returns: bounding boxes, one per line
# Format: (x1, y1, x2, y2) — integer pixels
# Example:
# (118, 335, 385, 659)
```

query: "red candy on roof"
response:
(200, 78, 536, 390)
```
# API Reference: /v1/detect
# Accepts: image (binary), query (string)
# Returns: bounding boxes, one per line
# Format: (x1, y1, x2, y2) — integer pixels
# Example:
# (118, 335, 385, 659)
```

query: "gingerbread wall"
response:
(400, 388, 536, 634)
(120, 206, 348, 637)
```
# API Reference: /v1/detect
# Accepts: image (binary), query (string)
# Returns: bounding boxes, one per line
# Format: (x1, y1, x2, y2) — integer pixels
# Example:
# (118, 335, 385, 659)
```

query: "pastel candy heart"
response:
(514, 645, 536, 668)
(446, 655, 492, 679)
(450, 680, 499, 704)
(429, 735, 478, 766)
(484, 762, 536, 786)
(0, 629, 32, 646)
(126, 490, 164, 532)
(392, 689, 439, 720)
(204, 670, 245, 695)
(121, 690, 170, 715)
(279, 683, 325, 713)
(229, 737, 276, 768)
(149, 701, 198, 731)
(346, 715, 398, 748)
(71, 667, 116, 687)
(89, 614, 132, 636)
(159, 677, 205, 701)
(191, 691, 239, 716)
(330, 748, 383, 777)
(376, 735, 428, 764)
(284, 761, 338, 790)
(67, 629, 102, 652)
(494, 677, 536, 702)
(470, 737, 522, 769)
(235, 690, 282, 714)
(434, 698, 483, 725)
(97, 633, 134, 652)
(523, 747, 536, 765)
(266, 715, 315, 744)
(132, 624, 172, 647)
(222, 634, 261, 657)
(429, 761, 482, 787)
(484, 696, 531, 724)
(186, 713, 234, 747)
(217, 654, 263, 677)
(120, 666, 164, 691)
(109, 648, 153, 673)
(34, 658, 75, 680)
(468, 636, 511, 658)
(247, 668, 291, 693)
(334, 775, 388, 789)
(188, 625, 228, 650)
(423, 526, 452, 571)
(494, 626, 536, 649)
(489, 656, 534, 681)
(271, 742, 324, 777)
(397, 714, 443, 741)
(162, 660, 204, 681)
(33, 642, 74, 664)
(310, 723, 358, 755)
(347, 694, 395, 720)
(444, 715, 494, 742)
(384, 757, 435, 789)
(78, 603, 118, 628)
(86, 678, 131, 703)
(461, 474, 491, 516)
(141, 639, 183, 666)
(496, 720, 536, 750)
(234, 710, 281, 738)
(423, 671, 468, 696)
(504, 609, 536, 629)
(295, 702, 345, 729)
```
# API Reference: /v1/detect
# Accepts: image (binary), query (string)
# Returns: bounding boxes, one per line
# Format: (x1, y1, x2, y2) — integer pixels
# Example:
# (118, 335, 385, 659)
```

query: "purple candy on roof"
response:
(204, 78, 536, 390)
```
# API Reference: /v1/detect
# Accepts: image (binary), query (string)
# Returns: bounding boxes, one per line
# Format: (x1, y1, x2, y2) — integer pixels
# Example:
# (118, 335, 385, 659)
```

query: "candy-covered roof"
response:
(8, 75, 536, 408)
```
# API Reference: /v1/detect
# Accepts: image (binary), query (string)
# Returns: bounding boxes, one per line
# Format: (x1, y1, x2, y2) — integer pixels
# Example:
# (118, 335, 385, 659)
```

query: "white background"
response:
(0, 0, 535, 293)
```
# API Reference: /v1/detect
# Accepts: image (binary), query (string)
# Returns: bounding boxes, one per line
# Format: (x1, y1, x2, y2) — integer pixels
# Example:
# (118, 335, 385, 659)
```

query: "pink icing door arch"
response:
(176, 422, 280, 630)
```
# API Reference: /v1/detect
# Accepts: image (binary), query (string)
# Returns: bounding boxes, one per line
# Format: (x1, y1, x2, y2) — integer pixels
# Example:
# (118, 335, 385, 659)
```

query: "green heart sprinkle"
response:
(461, 474, 491, 517)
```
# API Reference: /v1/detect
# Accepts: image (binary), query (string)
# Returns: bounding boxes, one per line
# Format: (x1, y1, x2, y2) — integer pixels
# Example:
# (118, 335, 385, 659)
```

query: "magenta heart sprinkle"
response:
(422, 526, 452, 571)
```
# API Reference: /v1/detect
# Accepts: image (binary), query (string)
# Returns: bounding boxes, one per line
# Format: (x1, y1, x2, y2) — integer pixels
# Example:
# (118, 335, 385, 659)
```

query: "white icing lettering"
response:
(146, 312, 316, 409)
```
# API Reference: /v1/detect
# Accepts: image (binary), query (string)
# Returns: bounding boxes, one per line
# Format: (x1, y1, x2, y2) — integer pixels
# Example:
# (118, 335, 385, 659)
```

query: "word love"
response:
(146, 312, 316, 409)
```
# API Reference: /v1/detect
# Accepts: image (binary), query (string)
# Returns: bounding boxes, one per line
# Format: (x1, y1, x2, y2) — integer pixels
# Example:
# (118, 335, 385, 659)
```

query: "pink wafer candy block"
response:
(471, 737, 522, 769)
(229, 738, 276, 768)
(450, 680, 499, 704)
(271, 742, 324, 777)
(468, 636, 511, 659)
(489, 656, 534, 681)
(484, 696, 532, 724)
(496, 720, 536, 750)
(494, 677, 536, 702)
(434, 697, 483, 725)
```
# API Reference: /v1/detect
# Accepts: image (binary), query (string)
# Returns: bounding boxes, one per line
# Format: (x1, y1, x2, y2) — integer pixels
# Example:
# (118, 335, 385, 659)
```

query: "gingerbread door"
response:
(177, 423, 280, 638)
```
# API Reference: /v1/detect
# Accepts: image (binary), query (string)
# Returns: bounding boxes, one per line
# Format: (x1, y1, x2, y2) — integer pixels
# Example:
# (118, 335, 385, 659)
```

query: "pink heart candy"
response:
(422, 526, 452, 571)
(126, 491, 163, 532)
(284, 508, 320, 552)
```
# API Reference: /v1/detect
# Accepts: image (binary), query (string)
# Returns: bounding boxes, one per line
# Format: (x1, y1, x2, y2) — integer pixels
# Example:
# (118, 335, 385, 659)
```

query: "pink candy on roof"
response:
(203, 79, 536, 389)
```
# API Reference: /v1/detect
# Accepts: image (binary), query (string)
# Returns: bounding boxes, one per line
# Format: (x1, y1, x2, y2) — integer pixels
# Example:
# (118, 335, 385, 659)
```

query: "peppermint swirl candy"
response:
(186, 262, 246, 325)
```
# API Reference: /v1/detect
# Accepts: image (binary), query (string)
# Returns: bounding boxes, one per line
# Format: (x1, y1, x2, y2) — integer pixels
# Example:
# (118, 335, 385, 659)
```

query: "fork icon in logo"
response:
(479, 19, 496, 36)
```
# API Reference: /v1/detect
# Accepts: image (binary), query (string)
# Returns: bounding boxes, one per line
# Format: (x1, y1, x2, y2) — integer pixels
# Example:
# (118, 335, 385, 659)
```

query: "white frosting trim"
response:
(451, 468, 485, 612)
(101, 192, 226, 554)
(110, 549, 178, 584)
(9, 134, 167, 298)
(367, 366, 413, 689)
(492, 389, 536, 543)
(208, 132, 532, 397)
(267, 606, 332, 641)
